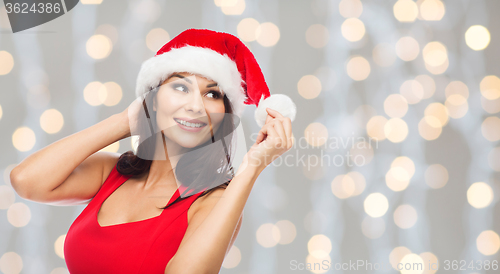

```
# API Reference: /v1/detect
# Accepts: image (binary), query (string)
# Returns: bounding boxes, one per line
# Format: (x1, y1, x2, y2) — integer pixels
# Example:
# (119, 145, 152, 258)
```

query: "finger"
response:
(265, 114, 274, 125)
(282, 117, 292, 147)
(256, 125, 268, 144)
(266, 124, 280, 146)
(265, 108, 276, 118)
(266, 108, 284, 119)
(272, 120, 287, 148)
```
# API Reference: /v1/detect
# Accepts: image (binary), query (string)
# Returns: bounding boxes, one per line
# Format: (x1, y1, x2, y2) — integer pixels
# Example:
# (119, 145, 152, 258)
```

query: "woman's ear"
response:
(153, 96, 157, 112)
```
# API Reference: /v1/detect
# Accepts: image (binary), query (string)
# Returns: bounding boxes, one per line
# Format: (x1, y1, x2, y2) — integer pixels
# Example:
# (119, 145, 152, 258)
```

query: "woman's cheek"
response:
(212, 117, 225, 133)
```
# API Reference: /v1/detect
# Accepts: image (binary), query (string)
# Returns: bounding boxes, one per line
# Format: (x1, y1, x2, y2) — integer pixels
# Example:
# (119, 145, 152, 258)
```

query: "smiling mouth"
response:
(174, 118, 207, 128)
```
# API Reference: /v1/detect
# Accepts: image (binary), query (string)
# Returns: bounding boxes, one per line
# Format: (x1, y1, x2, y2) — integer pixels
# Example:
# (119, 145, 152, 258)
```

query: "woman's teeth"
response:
(175, 119, 205, 128)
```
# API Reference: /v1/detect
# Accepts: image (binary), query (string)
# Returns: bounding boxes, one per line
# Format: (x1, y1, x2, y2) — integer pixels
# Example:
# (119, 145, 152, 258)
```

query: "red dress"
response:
(64, 164, 205, 274)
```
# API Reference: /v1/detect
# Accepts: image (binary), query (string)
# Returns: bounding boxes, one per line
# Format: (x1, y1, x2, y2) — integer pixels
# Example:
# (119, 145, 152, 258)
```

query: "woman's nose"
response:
(185, 88, 205, 114)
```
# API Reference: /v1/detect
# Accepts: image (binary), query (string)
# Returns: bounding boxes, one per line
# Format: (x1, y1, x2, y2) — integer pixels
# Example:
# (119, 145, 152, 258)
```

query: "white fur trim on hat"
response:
(254, 94, 297, 128)
(135, 45, 247, 116)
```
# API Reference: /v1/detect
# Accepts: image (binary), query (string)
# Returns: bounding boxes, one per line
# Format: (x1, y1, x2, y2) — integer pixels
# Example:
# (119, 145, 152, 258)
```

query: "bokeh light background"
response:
(1, 0, 500, 273)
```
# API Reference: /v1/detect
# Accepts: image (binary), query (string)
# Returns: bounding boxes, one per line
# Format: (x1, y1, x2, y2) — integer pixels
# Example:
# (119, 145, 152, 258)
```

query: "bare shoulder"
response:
(98, 151, 122, 186)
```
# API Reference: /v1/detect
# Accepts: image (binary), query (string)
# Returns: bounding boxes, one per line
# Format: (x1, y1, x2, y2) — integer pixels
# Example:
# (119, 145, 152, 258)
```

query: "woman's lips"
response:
(175, 117, 205, 124)
(174, 118, 207, 132)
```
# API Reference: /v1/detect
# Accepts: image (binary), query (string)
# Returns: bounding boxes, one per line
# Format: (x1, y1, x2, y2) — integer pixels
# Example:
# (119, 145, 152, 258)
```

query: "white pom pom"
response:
(254, 94, 297, 127)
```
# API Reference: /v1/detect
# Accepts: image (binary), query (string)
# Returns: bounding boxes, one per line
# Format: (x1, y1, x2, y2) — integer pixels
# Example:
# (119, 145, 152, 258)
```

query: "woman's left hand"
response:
(238, 108, 294, 175)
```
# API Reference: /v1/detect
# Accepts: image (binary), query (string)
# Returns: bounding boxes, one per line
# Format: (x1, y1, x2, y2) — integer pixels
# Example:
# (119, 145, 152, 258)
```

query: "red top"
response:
(64, 164, 205, 274)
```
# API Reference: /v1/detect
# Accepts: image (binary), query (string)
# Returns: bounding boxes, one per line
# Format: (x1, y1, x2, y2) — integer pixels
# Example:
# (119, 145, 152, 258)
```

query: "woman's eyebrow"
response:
(170, 74, 192, 84)
(168, 75, 221, 93)
(206, 83, 224, 95)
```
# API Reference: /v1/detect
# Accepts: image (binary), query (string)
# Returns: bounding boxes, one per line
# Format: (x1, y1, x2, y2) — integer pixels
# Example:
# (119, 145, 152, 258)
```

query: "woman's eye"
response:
(173, 84, 188, 92)
(206, 91, 221, 99)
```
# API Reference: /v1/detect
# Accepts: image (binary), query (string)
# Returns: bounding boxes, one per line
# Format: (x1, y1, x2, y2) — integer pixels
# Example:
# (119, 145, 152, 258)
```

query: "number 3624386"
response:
(5, 2, 62, 14)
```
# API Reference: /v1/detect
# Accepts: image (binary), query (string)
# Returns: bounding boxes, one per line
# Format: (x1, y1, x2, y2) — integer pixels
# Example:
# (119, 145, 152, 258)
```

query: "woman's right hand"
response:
(119, 95, 144, 139)
(236, 108, 293, 176)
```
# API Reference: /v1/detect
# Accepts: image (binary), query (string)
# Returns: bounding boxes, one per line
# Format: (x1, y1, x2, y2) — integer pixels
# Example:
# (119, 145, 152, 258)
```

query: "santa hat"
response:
(135, 28, 296, 127)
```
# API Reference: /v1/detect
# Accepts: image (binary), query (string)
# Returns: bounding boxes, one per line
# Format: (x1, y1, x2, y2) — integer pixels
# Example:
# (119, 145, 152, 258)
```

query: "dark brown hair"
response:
(116, 80, 238, 209)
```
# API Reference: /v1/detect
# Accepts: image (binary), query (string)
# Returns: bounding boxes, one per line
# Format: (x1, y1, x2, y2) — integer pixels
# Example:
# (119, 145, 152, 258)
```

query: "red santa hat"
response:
(135, 28, 296, 127)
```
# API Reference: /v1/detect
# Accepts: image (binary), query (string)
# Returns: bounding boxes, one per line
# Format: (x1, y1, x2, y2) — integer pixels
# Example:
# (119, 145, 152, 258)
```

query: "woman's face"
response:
(153, 72, 226, 149)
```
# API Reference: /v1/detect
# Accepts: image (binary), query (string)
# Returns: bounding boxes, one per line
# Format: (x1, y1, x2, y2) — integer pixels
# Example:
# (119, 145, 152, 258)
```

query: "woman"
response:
(10, 29, 296, 274)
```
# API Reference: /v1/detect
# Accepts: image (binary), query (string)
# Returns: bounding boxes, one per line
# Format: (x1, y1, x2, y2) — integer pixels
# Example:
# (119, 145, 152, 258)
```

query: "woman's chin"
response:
(171, 131, 211, 148)
(174, 139, 206, 150)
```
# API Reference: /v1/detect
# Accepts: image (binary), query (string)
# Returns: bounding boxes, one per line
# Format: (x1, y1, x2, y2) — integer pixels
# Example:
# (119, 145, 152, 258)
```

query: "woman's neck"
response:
(142, 132, 186, 190)
(142, 159, 178, 190)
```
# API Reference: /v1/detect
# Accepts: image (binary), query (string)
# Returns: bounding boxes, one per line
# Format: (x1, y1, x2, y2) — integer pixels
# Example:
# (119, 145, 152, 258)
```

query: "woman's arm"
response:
(165, 108, 293, 274)
(10, 111, 130, 202)
(165, 165, 262, 274)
